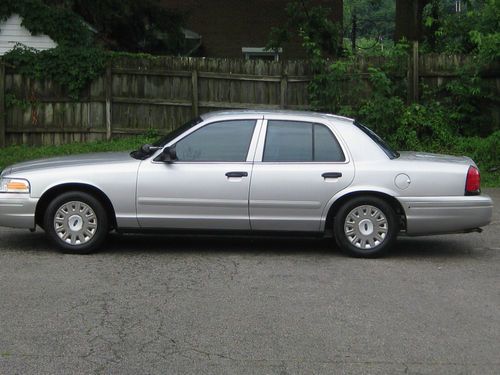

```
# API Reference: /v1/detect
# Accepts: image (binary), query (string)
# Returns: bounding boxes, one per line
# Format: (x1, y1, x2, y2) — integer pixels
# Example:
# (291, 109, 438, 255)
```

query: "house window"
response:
(242, 47, 282, 61)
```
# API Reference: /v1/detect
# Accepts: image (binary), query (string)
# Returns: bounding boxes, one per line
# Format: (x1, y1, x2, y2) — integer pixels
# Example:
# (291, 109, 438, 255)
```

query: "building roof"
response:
(0, 14, 57, 56)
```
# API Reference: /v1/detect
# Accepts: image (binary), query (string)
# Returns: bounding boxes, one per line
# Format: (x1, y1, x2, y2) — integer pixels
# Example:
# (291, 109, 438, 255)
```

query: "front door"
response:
(137, 119, 260, 230)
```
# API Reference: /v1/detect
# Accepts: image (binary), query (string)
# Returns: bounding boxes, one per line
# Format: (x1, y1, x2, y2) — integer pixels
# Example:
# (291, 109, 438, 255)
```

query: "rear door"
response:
(249, 116, 355, 232)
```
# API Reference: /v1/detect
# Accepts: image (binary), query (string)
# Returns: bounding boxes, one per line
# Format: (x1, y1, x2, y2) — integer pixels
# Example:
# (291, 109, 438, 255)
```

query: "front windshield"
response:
(131, 116, 203, 159)
(354, 121, 400, 159)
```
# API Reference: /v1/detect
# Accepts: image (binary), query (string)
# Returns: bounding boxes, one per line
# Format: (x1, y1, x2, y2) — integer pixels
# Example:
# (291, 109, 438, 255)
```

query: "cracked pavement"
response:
(0, 189, 499, 374)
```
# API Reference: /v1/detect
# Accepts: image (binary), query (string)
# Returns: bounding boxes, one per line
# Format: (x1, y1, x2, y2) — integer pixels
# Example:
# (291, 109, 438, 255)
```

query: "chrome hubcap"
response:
(54, 201, 98, 246)
(68, 215, 84, 231)
(344, 205, 388, 249)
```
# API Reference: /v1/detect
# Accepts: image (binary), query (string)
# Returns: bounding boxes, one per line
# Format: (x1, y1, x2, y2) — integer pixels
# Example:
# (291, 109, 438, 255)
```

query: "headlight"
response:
(0, 178, 30, 193)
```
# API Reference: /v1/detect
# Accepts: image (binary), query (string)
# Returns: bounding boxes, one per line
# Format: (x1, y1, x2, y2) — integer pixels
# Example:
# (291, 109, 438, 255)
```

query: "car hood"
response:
(3, 152, 137, 176)
(397, 151, 475, 166)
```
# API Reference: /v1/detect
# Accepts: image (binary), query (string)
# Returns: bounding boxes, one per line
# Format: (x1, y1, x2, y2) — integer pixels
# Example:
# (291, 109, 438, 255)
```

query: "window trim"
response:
(257, 119, 349, 164)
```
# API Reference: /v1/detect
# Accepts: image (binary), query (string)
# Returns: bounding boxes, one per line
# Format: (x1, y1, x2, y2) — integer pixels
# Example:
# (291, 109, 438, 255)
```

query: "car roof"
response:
(200, 109, 354, 124)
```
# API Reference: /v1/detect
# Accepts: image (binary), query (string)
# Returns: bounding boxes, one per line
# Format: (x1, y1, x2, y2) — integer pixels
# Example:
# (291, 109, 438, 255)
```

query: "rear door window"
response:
(263, 120, 345, 162)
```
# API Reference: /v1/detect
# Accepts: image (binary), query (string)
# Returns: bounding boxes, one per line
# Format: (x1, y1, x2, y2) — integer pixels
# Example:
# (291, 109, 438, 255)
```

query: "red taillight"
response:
(465, 166, 481, 195)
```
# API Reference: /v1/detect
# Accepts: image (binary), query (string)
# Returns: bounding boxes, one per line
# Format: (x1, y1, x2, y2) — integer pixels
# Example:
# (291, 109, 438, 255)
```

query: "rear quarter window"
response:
(354, 121, 399, 159)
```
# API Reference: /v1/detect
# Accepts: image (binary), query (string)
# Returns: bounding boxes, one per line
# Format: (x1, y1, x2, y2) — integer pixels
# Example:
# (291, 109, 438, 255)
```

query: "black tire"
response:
(334, 196, 398, 258)
(43, 191, 109, 254)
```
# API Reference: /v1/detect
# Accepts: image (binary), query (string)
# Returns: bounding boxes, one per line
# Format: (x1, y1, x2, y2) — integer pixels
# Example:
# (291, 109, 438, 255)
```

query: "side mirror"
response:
(159, 146, 177, 163)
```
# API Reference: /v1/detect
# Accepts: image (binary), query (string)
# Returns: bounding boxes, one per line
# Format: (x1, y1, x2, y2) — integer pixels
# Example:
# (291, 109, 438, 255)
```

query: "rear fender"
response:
(320, 185, 401, 231)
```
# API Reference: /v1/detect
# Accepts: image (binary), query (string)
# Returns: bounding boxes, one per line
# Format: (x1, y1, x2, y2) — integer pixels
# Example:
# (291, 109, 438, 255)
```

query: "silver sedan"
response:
(0, 110, 493, 257)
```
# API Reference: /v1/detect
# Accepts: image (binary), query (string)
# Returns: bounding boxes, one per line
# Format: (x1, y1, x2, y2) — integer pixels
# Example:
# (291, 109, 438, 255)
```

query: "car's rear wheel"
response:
(43, 192, 108, 254)
(334, 196, 398, 257)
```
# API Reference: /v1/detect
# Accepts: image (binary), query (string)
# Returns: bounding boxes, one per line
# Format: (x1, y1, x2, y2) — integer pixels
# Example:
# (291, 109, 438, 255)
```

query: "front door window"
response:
(175, 120, 256, 162)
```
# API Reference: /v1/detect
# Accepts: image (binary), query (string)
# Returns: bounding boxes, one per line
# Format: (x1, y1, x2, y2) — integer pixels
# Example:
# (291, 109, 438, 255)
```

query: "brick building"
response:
(162, 0, 342, 59)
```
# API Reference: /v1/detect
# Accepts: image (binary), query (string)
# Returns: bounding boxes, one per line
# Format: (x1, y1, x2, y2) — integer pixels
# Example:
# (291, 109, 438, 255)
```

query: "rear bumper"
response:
(0, 194, 38, 229)
(397, 194, 493, 236)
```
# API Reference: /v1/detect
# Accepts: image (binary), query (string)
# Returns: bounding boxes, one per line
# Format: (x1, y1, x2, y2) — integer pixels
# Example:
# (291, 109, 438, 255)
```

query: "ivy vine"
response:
(0, 0, 108, 99)
(0, 0, 92, 46)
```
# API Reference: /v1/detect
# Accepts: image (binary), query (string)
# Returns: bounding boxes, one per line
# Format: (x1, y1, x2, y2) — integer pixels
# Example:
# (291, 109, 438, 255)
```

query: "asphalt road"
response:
(0, 190, 499, 375)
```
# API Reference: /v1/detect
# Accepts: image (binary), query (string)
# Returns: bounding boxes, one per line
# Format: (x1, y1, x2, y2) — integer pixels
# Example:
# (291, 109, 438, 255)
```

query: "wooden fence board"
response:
(0, 63, 4, 147)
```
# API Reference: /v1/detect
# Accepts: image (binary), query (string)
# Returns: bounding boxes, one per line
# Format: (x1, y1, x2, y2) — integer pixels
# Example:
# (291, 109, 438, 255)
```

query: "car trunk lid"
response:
(397, 151, 475, 167)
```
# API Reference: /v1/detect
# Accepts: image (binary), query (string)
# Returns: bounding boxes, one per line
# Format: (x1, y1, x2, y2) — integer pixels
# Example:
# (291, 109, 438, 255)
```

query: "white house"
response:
(0, 14, 57, 56)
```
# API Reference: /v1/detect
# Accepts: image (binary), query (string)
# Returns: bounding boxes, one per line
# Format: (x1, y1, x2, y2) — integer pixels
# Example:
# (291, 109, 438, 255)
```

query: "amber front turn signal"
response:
(0, 178, 30, 193)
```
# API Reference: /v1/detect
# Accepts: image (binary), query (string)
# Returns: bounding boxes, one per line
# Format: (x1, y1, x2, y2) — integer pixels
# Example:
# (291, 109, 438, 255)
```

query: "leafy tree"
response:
(0, 0, 93, 46)
(267, 0, 344, 58)
(42, 0, 185, 54)
(422, 0, 500, 62)
(0, 0, 108, 98)
(344, 0, 395, 52)
(395, 0, 431, 41)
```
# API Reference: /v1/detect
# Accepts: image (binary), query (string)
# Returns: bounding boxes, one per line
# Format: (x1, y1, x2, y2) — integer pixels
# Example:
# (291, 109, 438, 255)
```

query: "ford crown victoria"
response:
(0, 110, 493, 257)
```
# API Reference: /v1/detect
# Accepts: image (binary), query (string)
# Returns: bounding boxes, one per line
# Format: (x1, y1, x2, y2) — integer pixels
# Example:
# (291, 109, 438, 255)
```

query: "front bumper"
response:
(398, 194, 493, 236)
(0, 194, 38, 229)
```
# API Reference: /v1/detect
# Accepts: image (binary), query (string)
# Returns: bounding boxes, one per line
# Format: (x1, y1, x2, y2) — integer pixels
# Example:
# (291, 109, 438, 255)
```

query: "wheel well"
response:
(325, 191, 407, 233)
(35, 183, 117, 230)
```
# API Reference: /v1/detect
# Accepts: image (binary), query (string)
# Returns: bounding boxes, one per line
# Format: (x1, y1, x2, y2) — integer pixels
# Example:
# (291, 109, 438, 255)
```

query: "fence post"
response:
(407, 41, 419, 103)
(105, 64, 112, 140)
(280, 74, 288, 109)
(0, 61, 5, 147)
(191, 69, 199, 117)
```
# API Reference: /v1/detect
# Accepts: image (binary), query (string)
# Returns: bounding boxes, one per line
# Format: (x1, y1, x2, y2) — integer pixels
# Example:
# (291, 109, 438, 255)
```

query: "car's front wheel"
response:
(334, 196, 398, 257)
(43, 192, 108, 254)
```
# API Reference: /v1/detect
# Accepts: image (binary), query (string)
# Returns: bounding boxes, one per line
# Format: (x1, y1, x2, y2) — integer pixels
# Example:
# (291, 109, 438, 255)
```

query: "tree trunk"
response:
(331, 0, 344, 55)
(331, 0, 343, 25)
(394, 0, 430, 42)
(351, 12, 357, 54)
(425, 0, 440, 50)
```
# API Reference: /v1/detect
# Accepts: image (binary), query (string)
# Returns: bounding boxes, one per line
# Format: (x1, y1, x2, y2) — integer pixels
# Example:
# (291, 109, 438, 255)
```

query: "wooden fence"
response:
(0, 54, 498, 146)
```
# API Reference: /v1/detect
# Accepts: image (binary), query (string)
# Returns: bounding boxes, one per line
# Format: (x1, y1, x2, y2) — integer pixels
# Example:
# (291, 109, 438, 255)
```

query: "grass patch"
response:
(482, 170, 500, 188)
(0, 135, 154, 171)
(0, 135, 498, 187)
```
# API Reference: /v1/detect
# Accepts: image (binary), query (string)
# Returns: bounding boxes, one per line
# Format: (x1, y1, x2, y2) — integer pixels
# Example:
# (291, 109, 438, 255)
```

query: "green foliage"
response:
(47, 0, 186, 54)
(302, 27, 499, 182)
(1, 0, 187, 99)
(267, 0, 343, 57)
(0, 0, 93, 46)
(5, 93, 30, 111)
(4, 44, 109, 99)
(144, 128, 161, 139)
(391, 102, 457, 151)
(309, 59, 362, 114)
(423, 0, 500, 62)
(309, 41, 409, 118)
(343, 0, 396, 48)
(0, 0, 189, 54)
(310, 1, 495, 150)
(0, 0, 109, 99)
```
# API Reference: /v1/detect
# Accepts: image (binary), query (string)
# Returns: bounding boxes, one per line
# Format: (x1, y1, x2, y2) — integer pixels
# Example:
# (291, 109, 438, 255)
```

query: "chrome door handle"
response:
(225, 171, 248, 178)
(322, 172, 342, 178)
